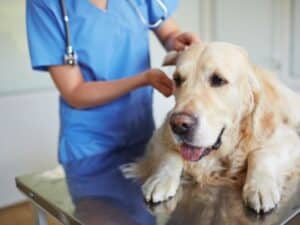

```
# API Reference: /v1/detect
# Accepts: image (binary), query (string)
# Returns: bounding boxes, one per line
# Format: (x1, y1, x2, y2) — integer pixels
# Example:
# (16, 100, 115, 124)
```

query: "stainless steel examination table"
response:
(15, 153, 300, 225)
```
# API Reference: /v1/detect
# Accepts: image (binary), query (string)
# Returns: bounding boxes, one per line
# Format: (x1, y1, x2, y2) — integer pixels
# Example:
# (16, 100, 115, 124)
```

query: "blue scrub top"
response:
(26, 0, 178, 164)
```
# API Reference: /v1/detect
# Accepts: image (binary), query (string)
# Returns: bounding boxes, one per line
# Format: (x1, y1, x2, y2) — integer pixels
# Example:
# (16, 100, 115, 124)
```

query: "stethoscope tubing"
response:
(59, 0, 73, 54)
(127, 0, 168, 29)
(60, 0, 168, 65)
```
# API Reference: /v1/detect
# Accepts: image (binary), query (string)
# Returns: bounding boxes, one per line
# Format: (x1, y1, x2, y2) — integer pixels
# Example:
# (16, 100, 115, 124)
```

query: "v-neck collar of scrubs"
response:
(85, 0, 113, 14)
(85, 0, 111, 14)
(76, 0, 147, 34)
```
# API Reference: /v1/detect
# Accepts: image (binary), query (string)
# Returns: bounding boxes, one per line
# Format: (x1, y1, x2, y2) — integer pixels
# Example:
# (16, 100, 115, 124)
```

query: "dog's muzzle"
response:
(170, 112, 226, 161)
(170, 112, 197, 143)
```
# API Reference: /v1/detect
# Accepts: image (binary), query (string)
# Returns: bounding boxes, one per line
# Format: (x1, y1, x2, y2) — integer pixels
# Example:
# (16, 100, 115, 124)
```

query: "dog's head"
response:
(165, 42, 260, 161)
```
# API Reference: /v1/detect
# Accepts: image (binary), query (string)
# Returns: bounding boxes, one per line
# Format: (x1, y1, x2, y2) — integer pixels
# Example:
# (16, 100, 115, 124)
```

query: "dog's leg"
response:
(121, 124, 184, 203)
(121, 147, 183, 203)
(142, 150, 183, 203)
(243, 150, 282, 213)
(243, 125, 300, 213)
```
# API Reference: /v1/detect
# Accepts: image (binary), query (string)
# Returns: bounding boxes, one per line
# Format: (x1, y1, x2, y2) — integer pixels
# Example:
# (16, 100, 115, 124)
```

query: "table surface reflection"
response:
(15, 153, 300, 225)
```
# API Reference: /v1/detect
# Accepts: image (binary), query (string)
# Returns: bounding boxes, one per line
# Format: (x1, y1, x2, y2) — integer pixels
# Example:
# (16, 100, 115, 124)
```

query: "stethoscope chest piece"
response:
(60, 0, 78, 66)
(64, 46, 78, 66)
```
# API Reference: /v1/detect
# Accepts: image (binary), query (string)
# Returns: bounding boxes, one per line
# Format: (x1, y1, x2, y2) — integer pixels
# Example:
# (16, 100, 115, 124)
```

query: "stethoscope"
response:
(59, 0, 168, 66)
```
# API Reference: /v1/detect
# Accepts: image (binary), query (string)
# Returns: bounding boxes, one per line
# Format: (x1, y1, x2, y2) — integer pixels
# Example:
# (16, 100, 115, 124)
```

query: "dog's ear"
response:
(248, 65, 280, 140)
(162, 51, 180, 66)
(248, 71, 260, 94)
(248, 65, 262, 94)
(237, 46, 260, 93)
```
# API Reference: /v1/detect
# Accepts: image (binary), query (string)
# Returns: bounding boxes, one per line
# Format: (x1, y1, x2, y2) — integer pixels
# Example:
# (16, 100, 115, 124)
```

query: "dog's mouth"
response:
(179, 127, 225, 161)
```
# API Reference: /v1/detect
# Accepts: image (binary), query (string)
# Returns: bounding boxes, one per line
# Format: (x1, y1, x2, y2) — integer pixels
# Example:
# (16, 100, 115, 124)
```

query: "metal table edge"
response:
(15, 177, 81, 225)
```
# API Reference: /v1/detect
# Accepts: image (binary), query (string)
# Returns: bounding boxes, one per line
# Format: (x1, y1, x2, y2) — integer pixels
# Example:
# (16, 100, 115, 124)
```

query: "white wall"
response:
(200, 0, 300, 90)
(0, 91, 59, 207)
(0, 0, 60, 207)
(0, 1, 201, 207)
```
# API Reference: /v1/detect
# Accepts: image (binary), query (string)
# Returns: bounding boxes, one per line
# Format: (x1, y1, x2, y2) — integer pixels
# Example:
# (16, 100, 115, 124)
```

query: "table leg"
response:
(32, 203, 48, 225)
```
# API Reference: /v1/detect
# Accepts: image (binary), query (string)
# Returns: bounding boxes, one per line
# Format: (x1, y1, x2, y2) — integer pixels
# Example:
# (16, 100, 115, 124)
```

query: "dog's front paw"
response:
(148, 187, 182, 215)
(243, 176, 281, 213)
(142, 173, 180, 203)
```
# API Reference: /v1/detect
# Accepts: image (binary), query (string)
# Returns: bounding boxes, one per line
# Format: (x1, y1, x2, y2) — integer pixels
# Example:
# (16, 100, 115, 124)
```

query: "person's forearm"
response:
(49, 65, 173, 110)
(66, 73, 148, 109)
(154, 18, 182, 51)
(164, 31, 181, 51)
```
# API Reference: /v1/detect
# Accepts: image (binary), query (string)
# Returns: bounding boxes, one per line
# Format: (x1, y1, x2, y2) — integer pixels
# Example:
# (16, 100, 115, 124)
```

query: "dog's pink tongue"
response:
(180, 143, 205, 161)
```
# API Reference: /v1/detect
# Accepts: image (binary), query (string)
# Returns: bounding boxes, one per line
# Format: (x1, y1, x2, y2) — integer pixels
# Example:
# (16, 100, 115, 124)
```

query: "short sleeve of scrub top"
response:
(26, 0, 65, 71)
(26, 0, 179, 164)
(146, 0, 179, 26)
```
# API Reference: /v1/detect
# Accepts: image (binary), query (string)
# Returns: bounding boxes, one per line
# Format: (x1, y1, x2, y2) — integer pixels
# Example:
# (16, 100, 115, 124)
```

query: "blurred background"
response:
(0, 0, 299, 210)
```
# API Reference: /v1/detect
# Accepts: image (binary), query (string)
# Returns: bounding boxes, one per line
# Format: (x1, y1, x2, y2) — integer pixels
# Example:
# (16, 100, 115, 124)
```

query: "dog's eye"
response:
(173, 74, 184, 87)
(209, 74, 228, 87)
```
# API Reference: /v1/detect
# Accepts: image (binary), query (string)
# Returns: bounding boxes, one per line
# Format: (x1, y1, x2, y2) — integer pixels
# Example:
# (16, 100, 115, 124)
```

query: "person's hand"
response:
(168, 32, 201, 51)
(144, 69, 174, 97)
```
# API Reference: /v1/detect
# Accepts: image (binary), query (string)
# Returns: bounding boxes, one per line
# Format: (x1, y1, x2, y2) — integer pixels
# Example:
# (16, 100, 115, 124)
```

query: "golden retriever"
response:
(122, 42, 300, 213)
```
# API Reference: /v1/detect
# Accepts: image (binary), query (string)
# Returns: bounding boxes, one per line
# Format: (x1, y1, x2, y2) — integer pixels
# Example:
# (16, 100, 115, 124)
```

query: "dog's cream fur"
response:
(122, 42, 300, 213)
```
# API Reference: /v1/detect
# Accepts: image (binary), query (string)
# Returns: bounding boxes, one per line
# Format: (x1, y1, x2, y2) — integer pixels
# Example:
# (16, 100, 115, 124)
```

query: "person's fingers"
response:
(162, 87, 173, 97)
(156, 69, 175, 93)
(189, 33, 201, 43)
(149, 69, 174, 96)
(160, 81, 174, 96)
(178, 32, 201, 45)
(163, 81, 175, 95)
(173, 41, 186, 51)
(156, 80, 174, 96)
(157, 84, 172, 96)
(163, 91, 173, 97)
(160, 75, 173, 87)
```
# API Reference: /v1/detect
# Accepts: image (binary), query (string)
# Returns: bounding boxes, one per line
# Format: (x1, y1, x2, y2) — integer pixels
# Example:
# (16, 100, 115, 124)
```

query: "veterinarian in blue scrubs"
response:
(26, 0, 200, 165)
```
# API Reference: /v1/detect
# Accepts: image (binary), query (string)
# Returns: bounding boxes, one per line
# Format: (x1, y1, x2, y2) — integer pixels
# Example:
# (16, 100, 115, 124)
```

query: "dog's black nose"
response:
(170, 112, 197, 137)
